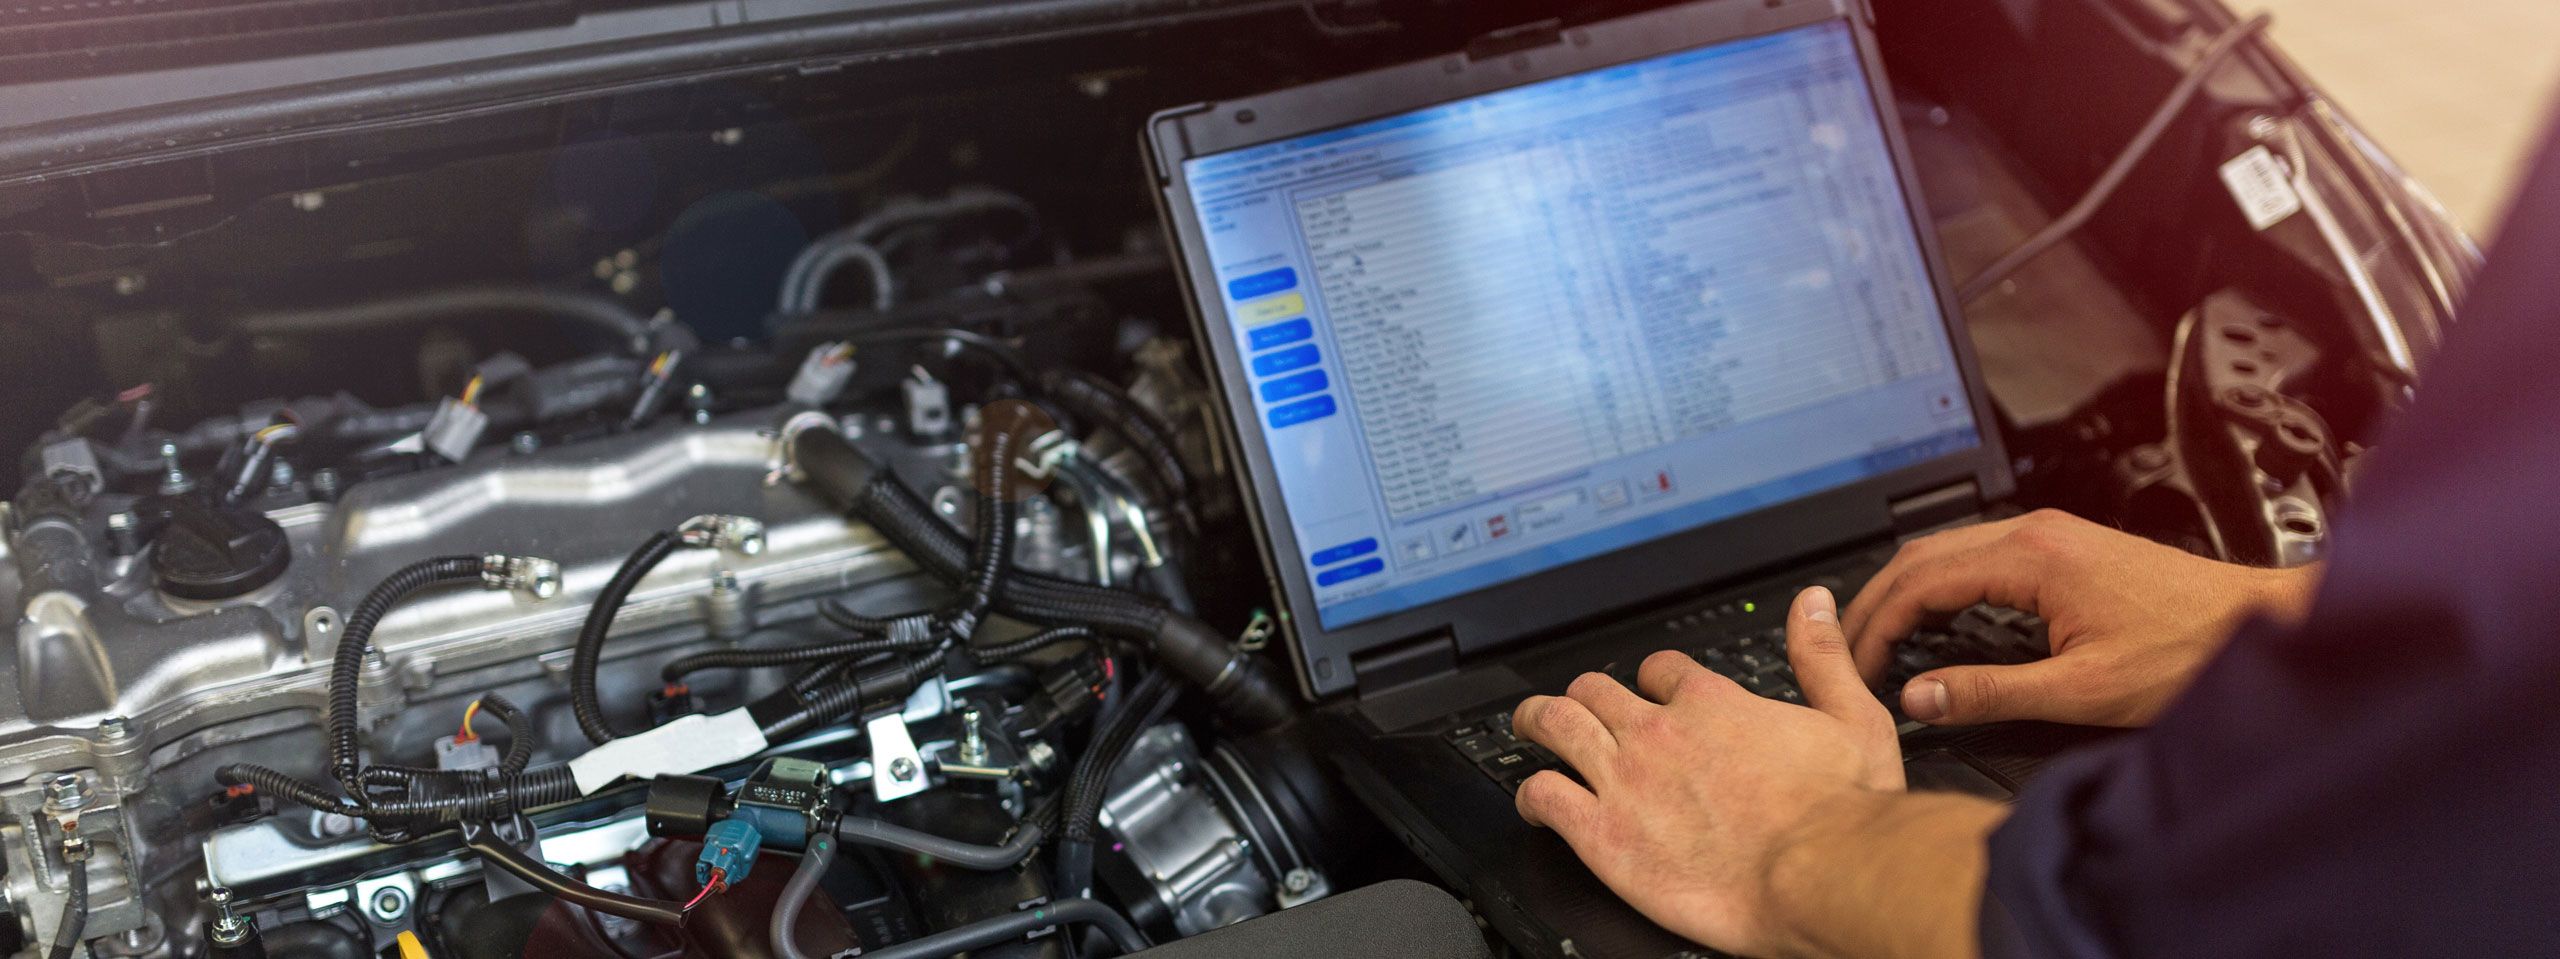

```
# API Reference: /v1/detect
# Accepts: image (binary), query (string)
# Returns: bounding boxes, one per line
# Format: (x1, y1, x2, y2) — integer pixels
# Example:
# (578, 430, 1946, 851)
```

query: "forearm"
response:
(1765, 791, 2010, 959)
(2250, 562, 2324, 628)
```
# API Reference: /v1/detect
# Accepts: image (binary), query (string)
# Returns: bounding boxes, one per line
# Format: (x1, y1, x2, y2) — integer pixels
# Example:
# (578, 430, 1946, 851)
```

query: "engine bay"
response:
(0, 0, 2472, 957)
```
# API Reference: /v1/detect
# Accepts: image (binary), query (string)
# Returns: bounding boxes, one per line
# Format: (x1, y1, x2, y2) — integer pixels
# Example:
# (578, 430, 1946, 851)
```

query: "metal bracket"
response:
(867, 713, 928, 803)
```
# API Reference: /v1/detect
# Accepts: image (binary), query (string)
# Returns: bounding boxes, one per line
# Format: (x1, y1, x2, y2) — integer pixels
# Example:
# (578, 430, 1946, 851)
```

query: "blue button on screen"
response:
(1310, 538, 1379, 567)
(1317, 558, 1387, 587)
(1260, 369, 1329, 403)
(1248, 318, 1315, 351)
(1251, 345, 1321, 377)
(1267, 395, 1337, 429)
(1227, 268, 1299, 301)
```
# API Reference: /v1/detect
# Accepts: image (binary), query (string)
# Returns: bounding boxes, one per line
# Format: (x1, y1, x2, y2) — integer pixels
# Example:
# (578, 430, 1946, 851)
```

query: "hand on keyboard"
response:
(1844, 509, 2323, 727)
(1506, 586, 1905, 958)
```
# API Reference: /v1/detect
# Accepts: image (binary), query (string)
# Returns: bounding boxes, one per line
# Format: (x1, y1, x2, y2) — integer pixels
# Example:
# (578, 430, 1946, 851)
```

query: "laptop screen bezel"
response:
(1146, 0, 2013, 700)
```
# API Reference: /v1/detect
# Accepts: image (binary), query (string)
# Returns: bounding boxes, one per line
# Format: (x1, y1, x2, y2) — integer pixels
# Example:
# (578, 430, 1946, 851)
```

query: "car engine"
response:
(2, 225, 1347, 958)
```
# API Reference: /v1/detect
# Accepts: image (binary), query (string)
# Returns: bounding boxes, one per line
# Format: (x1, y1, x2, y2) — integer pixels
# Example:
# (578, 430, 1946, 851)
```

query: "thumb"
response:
(1899, 657, 2083, 726)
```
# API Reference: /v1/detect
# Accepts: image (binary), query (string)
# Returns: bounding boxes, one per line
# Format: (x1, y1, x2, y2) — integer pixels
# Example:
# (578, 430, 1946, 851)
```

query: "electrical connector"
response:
(676, 514, 766, 555)
(480, 554, 562, 599)
(434, 736, 499, 772)
(786, 342, 858, 407)
(422, 397, 491, 463)
(696, 819, 762, 887)
(903, 366, 951, 439)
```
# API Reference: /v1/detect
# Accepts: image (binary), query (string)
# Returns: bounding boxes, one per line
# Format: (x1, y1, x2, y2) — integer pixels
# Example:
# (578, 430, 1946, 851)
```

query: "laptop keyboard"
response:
(1445, 604, 2046, 793)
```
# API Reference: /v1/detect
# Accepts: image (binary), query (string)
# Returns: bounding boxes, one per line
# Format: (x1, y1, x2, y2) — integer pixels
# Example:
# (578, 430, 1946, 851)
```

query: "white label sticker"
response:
(2220, 145, 2303, 231)
(566, 708, 768, 794)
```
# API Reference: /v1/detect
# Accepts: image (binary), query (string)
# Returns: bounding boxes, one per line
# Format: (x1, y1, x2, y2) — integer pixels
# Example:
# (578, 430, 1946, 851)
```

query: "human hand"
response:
(1508, 586, 1903, 957)
(1845, 509, 2321, 727)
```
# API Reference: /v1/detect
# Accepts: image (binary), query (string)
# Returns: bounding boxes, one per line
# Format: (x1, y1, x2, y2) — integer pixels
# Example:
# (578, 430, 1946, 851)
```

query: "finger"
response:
(1635, 649, 1742, 705)
(1847, 542, 2049, 685)
(1511, 695, 1618, 783)
(1899, 657, 2085, 725)
(1841, 516, 2028, 645)
(1514, 769, 1601, 833)
(1785, 586, 1887, 725)
(1564, 671, 1656, 733)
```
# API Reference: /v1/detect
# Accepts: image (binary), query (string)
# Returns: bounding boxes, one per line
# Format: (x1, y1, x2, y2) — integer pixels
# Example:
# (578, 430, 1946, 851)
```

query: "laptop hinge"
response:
(1888, 479, 1983, 535)
(1351, 629, 1460, 697)
(1465, 19, 1563, 62)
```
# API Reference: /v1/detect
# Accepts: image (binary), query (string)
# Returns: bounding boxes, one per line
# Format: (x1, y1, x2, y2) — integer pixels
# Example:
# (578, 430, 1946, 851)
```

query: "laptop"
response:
(1146, 1, 2067, 953)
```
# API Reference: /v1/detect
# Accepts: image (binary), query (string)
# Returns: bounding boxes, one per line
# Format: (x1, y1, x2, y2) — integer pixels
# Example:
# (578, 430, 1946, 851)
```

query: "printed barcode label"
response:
(2220, 145, 2303, 231)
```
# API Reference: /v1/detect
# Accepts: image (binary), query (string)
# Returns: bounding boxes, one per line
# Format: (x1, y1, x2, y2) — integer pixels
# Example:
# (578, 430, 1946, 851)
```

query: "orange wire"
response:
(457, 700, 482, 743)
(460, 375, 486, 406)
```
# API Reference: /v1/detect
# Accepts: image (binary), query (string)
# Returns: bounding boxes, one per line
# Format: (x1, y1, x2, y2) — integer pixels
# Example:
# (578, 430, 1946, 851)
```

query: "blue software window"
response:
(1183, 21, 1981, 629)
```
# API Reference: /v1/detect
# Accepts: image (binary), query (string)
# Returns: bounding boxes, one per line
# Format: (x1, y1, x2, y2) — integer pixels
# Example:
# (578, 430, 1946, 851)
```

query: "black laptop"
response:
(1146, 1, 2067, 954)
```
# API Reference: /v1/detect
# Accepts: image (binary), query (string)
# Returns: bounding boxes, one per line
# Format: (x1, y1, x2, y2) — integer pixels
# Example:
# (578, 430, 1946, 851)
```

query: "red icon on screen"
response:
(1486, 514, 1512, 540)
(1650, 470, 1674, 494)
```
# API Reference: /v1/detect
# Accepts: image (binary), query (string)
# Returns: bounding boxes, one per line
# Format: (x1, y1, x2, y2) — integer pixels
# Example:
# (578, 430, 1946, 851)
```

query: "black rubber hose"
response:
(232, 286, 652, 356)
(660, 635, 931, 682)
(834, 815, 1047, 871)
(460, 820, 687, 927)
(852, 899, 1147, 959)
(790, 426, 1293, 732)
(47, 858, 86, 959)
(771, 835, 838, 959)
(574, 532, 682, 745)
(329, 557, 486, 793)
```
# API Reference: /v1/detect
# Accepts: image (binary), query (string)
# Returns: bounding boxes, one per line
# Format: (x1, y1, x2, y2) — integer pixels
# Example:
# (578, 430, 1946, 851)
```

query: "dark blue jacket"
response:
(1984, 117, 2560, 957)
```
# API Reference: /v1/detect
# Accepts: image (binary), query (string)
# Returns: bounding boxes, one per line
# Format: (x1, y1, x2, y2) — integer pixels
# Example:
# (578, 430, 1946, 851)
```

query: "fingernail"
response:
(1902, 679, 1949, 721)
(1799, 586, 1837, 623)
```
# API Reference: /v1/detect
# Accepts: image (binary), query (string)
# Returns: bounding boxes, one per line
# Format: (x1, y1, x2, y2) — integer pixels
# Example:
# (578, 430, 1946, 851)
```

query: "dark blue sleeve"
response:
(1981, 114, 2560, 958)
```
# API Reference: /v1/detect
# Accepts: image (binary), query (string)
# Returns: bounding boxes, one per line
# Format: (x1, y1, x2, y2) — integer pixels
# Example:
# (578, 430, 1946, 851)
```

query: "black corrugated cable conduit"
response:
(787, 425, 1293, 732)
(326, 557, 485, 792)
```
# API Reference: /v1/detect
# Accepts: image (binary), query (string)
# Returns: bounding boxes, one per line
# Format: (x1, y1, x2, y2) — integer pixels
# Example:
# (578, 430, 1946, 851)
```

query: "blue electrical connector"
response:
(698, 818, 763, 887)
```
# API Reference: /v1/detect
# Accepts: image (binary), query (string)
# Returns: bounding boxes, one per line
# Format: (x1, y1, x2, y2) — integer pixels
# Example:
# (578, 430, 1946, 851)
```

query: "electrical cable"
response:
(1055, 669, 1176, 897)
(850, 898, 1148, 959)
(573, 532, 682, 745)
(834, 814, 1048, 871)
(474, 693, 538, 775)
(328, 557, 486, 793)
(46, 858, 86, 959)
(968, 625, 1105, 664)
(770, 836, 836, 959)
(659, 635, 929, 682)
(1956, 13, 2275, 304)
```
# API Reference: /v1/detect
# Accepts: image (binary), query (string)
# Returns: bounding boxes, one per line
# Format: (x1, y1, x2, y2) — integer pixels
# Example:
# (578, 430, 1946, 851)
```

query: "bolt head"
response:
(98, 717, 129, 740)
(43, 773, 87, 810)
(889, 757, 919, 781)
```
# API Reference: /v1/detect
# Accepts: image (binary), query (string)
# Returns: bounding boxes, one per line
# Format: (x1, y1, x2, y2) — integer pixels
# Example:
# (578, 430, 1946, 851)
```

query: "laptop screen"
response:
(1179, 20, 1981, 631)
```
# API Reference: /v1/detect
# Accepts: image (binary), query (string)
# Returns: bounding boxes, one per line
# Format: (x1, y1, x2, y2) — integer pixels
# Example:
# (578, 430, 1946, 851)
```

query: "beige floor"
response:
(2250, 0, 2560, 241)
